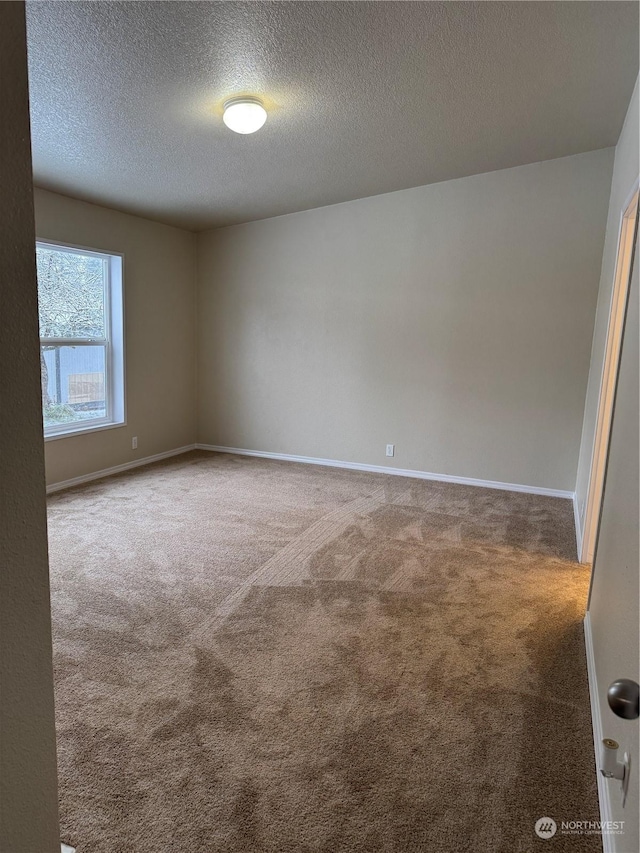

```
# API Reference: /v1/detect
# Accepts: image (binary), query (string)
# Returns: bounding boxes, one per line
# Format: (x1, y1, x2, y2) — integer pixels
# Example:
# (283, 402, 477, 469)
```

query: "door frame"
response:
(581, 178, 639, 565)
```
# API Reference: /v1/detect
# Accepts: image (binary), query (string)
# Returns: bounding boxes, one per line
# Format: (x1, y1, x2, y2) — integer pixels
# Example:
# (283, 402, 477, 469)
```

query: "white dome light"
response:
(223, 97, 267, 134)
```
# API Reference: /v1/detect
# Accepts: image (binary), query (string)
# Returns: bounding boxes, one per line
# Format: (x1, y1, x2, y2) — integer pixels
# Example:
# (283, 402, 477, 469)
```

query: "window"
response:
(37, 241, 124, 438)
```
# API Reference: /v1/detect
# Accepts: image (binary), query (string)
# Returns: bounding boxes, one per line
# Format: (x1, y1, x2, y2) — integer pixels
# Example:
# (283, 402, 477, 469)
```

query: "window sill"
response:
(44, 420, 126, 442)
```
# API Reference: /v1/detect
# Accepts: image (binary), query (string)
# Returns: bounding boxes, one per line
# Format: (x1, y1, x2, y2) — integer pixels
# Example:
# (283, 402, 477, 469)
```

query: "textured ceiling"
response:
(26, 1, 639, 231)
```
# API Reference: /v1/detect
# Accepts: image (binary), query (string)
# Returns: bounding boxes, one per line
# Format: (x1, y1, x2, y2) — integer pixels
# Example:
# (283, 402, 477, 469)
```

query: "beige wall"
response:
(586, 81, 639, 852)
(575, 77, 639, 532)
(197, 149, 613, 491)
(0, 3, 60, 850)
(34, 189, 197, 486)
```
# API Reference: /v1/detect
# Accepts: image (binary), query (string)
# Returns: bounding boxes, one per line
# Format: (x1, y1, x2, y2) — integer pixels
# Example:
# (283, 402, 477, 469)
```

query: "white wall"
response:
(34, 189, 197, 487)
(0, 3, 60, 849)
(197, 149, 613, 491)
(575, 77, 640, 531)
(586, 80, 639, 853)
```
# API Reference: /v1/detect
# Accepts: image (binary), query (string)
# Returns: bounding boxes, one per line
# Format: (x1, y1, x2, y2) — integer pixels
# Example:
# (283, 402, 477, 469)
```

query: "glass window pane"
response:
(37, 246, 106, 339)
(41, 345, 107, 429)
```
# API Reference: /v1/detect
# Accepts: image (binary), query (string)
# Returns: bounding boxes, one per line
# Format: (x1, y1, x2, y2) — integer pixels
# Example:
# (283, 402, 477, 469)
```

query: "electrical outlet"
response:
(386, 444, 395, 457)
(132, 436, 138, 450)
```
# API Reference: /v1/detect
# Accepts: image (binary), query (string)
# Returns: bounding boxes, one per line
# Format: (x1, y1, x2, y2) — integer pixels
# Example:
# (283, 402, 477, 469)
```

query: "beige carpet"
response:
(47, 451, 599, 852)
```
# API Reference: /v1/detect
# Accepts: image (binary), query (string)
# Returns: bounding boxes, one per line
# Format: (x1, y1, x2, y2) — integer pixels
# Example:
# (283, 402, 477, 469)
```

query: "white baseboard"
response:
(574, 494, 585, 563)
(584, 612, 614, 853)
(195, 444, 574, 500)
(46, 445, 196, 494)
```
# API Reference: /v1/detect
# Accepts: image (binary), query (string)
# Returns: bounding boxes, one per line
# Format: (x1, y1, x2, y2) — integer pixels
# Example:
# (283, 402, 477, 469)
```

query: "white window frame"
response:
(37, 239, 126, 440)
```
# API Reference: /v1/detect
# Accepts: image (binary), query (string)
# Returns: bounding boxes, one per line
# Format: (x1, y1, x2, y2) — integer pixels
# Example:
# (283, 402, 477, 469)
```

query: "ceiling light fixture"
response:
(222, 97, 267, 134)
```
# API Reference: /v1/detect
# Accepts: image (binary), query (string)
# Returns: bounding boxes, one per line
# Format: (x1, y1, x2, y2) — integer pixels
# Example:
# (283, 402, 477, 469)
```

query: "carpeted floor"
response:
(47, 451, 600, 853)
